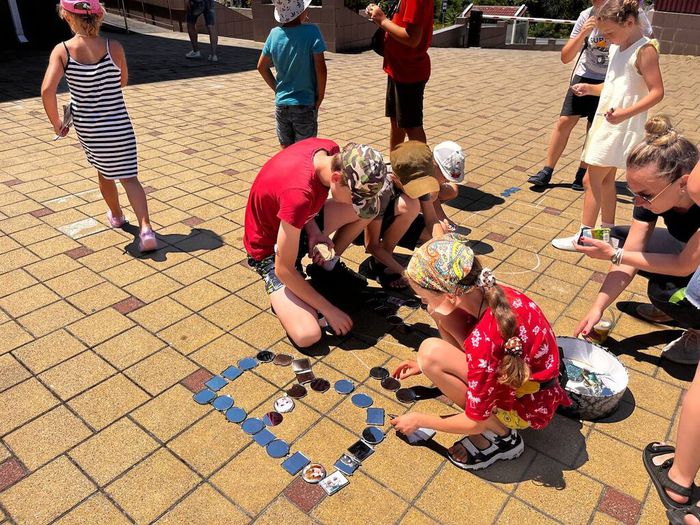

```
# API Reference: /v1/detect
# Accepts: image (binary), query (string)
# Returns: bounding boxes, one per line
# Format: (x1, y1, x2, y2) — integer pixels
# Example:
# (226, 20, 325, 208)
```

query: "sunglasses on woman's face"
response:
(627, 178, 676, 204)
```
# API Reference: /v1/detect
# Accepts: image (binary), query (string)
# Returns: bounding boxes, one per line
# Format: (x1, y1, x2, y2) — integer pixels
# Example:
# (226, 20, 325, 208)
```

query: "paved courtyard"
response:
(1, 18, 700, 525)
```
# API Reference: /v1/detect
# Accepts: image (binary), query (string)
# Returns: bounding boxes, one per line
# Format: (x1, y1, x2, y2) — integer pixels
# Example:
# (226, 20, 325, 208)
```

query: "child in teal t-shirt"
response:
(257, 0, 327, 148)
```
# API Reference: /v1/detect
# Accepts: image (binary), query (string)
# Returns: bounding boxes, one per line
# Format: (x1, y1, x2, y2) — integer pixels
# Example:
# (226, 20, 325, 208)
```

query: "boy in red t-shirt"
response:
(366, 0, 433, 151)
(244, 138, 388, 348)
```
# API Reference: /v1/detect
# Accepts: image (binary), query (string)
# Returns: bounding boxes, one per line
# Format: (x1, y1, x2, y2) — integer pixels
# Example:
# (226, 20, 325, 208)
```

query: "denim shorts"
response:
(187, 0, 215, 26)
(248, 254, 284, 295)
(276, 105, 318, 147)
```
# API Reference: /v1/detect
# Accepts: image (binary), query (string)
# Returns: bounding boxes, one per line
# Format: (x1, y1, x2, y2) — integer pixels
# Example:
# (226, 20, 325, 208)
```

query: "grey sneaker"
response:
(637, 304, 673, 324)
(661, 329, 699, 365)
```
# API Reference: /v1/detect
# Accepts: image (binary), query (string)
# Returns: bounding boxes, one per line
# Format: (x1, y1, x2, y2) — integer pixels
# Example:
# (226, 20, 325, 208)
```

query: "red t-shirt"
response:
(383, 0, 434, 84)
(243, 138, 337, 261)
(462, 287, 571, 429)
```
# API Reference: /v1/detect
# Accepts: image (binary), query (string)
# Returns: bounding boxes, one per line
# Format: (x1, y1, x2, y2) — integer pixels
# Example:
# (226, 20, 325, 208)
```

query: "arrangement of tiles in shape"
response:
(192, 351, 420, 495)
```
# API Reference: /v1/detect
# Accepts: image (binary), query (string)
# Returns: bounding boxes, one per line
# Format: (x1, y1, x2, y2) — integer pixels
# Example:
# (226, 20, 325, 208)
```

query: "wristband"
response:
(611, 247, 624, 265)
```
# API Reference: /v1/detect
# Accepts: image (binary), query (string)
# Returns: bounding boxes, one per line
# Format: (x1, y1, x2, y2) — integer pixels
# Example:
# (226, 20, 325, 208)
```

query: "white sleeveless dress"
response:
(582, 36, 657, 169)
(63, 39, 138, 179)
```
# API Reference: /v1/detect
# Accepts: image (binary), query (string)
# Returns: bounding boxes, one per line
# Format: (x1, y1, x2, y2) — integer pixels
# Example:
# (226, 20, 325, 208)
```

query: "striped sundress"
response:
(63, 39, 138, 179)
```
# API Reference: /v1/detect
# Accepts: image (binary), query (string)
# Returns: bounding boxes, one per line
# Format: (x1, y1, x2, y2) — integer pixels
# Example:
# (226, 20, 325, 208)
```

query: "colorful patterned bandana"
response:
(406, 235, 475, 295)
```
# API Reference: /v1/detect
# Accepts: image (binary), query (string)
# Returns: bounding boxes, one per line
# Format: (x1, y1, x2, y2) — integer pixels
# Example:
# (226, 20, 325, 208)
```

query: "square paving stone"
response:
(189, 334, 257, 376)
(312, 471, 408, 525)
(4, 406, 92, 470)
(123, 273, 182, 304)
(284, 476, 325, 513)
(18, 301, 83, 338)
(0, 456, 95, 525)
(67, 281, 130, 314)
(211, 445, 292, 516)
(68, 308, 135, 347)
(170, 279, 229, 311)
(156, 484, 249, 525)
(0, 321, 34, 355)
(125, 348, 198, 396)
(69, 418, 159, 486)
(106, 448, 199, 525)
(0, 458, 27, 492)
(180, 368, 215, 393)
(0, 284, 60, 318)
(12, 329, 87, 373)
(39, 351, 116, 400)
(0, 354, 31, 392)
(53, 493, 131, 525)
(25, 254, 81, 281)
(497, 498, 560, 524)
(158, 315, 225, 355)
(253, 497, 315, 525)
(44, 267, 104, 297)
(93, 326, 165, 369)
(131, 384, 210, 442)
(200, 295, 260, 332)
(0, 378, 59, 435)
(168, 411, 251, 476)
(163, 258, 218, 285)
(0, 269, 37, 298)
(127, 297, 192, 333)
(68, 374, 149, 430)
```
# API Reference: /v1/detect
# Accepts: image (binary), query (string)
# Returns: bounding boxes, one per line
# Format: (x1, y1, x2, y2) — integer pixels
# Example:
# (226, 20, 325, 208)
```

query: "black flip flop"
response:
(667, 505, 700, 525)
(643, 442, 694, 510)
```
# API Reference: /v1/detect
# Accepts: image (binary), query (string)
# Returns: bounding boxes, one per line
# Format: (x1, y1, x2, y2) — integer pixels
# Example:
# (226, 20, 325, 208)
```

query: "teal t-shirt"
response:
(262, 24, 327, 106)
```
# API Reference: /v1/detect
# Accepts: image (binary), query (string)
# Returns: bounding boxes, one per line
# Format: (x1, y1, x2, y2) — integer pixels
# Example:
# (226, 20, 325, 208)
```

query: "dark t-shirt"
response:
(633, 204, 700, 243)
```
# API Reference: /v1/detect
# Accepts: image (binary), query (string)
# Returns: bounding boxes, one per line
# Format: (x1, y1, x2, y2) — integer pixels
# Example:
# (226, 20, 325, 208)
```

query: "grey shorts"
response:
(187, 0, 215, 26)
(276, 105, 318, 147)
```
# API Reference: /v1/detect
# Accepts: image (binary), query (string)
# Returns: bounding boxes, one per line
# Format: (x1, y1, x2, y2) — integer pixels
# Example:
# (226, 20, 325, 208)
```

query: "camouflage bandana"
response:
(341, 143, 388, 220)
(406, 235, 475, 296)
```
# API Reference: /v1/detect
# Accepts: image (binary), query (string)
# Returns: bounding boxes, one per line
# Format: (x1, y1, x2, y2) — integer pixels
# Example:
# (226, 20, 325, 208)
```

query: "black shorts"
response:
(385, 76, 426, 129)
(560, 75, 604, 124)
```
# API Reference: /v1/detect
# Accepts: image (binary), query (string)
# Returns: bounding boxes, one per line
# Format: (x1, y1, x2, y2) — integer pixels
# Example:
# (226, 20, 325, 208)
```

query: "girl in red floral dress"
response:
(390, 235, 571, 470)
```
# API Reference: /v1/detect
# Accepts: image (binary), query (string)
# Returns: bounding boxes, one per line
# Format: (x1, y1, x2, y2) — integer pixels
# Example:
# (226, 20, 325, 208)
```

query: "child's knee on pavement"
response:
(287, 320, 323, 348)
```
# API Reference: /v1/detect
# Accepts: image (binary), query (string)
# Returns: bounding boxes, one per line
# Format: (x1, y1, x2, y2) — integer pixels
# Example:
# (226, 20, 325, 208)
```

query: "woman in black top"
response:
(575, 116, 699, 365)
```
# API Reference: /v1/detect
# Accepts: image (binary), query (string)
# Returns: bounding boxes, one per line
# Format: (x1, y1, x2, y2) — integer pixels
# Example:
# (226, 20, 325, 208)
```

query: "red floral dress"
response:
(462, 287, 571, 429)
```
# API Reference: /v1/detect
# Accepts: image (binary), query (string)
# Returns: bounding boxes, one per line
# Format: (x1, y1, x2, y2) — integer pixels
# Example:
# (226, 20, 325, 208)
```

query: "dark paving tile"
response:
(0, 458, 28, 492)
(65, 246, 94, 259)
(180, 368, 214, 393)
(543, 207, 561, 216)
(112, 297, 146, 315)
(181, 217, 205, 228)
(486, 232, 507, 243)
(284, 476, 326, 513)
(30, 207, 54, 218)
(598, 486, 641, 525)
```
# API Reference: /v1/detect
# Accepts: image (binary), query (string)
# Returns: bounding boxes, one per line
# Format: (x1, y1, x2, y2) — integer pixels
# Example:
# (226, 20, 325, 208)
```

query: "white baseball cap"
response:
(433, 141, 466, 183)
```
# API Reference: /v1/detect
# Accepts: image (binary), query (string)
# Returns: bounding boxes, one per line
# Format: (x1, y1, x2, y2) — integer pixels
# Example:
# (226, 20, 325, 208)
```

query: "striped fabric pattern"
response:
(64, 40, 138, 179)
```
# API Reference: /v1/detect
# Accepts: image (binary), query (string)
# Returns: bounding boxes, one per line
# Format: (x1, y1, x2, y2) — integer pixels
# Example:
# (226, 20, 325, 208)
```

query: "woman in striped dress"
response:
(41, 0, 157, 252)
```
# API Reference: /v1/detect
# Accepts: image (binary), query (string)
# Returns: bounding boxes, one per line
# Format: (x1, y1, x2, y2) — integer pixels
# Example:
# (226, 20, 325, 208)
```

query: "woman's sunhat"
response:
(60, 0, 103, 15)
(273, 0, 313, 23)
(433, 141, 466, 183)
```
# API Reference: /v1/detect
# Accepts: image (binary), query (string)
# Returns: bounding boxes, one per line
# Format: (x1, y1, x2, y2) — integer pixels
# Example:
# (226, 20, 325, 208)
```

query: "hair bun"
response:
(644, 115, 678, 146)
(622, 0, 639, 13)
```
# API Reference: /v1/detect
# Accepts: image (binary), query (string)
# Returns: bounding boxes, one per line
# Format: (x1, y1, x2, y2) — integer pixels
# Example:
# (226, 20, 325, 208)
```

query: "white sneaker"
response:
(661, 329, 700, 365)
(551, 231, 581, 252)
(208, 54, 218, 62)
(185, 50, 201, 59)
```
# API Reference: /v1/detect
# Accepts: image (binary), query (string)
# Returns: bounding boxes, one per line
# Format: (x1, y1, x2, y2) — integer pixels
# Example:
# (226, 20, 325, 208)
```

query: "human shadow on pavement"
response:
(445, 186, 505, 213)
(122, 225, 224, 261)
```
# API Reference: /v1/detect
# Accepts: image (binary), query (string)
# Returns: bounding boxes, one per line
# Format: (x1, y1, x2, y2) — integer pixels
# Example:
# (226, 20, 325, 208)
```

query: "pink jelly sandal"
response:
(107, 210, 128, 228)
(139, 228, 157, 252)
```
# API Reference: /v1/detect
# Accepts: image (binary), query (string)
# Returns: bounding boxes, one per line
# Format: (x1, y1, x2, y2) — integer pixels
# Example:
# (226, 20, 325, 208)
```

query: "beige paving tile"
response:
(25, 254, 81, 281)
(168, 411, 250, 476)
(233, 312, 287, 349)
(69, 418, 159, 486)
(0, 269, 38, 298)
(399, 508, 441, 525)
(39, 351, 116, 400)
(170, 279, 229, 312)
(93, 326, 166, 369)
(312, 471, 408, 524)
(0, 321, 34, 355)
(200, 295, 260, 332)
(252, 497, 313, 525)
(4, 406, 92, 470)
(68, 374, 149, 430)
(44, 267, 104, 297)
(18, 300, 84, 338)
(163, 258, 218, 285)
(67, 281, 130, 314)
(12, 329, 87, 373)
(497, 498, 559, 524)
(106, 448, 199, 524)
(156, 483, 249, 525)
(0, 284, 60, 318)
(128, 296, 191, 332)
(53, 493, 131, 525)
(0, 378, 59, 435)
(125, 347, 198, 396)
(0, 353, 31, 392)
(68, 308, 135, 347)
(216, 371, 278, 414)
(515, 454, 603, 525)
(124, 272, 183, 303)
(190, 334, 257, 375)
(131, 384, 210, 441)
(211, 444, 292, 516)
(158, 314, 225, 355)
(0, 456, 95, 525)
